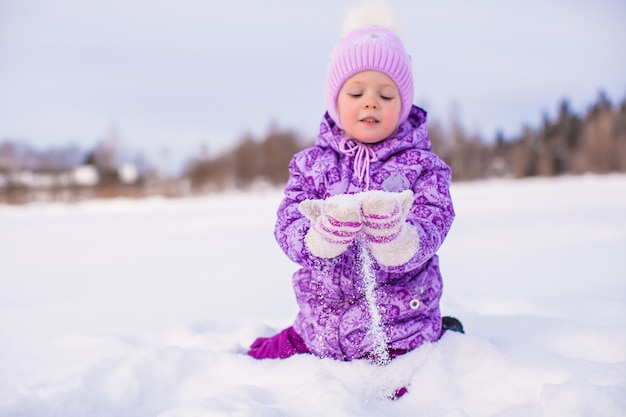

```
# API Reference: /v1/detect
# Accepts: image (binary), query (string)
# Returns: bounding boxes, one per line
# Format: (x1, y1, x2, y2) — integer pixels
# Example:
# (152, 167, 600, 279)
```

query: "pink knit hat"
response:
(325, 26, 414, 129)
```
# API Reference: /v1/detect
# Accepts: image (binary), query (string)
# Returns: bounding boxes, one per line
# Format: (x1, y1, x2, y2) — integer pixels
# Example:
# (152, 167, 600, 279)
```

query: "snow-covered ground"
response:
(1, 175, 625, 417)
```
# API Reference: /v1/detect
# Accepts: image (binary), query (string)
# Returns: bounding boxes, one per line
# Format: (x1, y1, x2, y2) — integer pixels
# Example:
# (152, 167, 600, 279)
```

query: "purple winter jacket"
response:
(274, 105, 455, 360)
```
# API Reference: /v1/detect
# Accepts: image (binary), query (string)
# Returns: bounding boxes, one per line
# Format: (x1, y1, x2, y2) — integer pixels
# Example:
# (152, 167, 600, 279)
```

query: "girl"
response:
(248, 24, 460, 363)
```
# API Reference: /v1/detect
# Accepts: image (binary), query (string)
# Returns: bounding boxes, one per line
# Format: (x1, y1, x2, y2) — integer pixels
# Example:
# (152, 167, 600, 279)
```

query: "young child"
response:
(248, 23, 460, 363)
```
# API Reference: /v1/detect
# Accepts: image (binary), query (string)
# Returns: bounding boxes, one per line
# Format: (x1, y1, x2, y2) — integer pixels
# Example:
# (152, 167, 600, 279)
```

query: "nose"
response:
(363, 96, 378, 109)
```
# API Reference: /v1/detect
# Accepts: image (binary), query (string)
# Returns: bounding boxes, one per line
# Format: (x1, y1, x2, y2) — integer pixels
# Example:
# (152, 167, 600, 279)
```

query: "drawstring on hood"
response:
(339, 136, 378, 190)
(314, 107, 431, 192)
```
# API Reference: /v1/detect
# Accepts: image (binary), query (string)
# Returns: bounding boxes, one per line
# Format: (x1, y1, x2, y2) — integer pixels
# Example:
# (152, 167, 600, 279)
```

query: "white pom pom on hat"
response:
(324, 25, 414, 130)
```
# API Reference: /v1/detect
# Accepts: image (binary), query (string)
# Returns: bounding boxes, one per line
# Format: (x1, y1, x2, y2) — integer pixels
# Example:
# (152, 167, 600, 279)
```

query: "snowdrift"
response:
(1, 175, 625, 416)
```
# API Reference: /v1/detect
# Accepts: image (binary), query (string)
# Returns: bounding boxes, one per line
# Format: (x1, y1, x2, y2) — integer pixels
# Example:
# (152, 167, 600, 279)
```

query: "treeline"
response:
(186, 92, 626, 189)
(429, 91, 626, 180)
(185, 128, 303, 191)
(2, 92, 625, 204)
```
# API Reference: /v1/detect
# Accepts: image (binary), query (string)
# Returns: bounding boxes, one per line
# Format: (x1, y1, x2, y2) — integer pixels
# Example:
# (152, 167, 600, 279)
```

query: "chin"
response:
(358, 131, 392, 143)
(344, 127, 393, 144)
(358, 137, 386, 144)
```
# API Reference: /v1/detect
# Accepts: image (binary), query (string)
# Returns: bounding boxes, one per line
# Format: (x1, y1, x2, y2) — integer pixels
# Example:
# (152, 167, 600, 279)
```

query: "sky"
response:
(1, 0, 625, 172)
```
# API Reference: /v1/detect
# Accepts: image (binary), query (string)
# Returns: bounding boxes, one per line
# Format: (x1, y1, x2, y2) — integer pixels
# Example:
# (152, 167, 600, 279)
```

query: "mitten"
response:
(299, 195, 363, 258)
(361, 189, 419, 266)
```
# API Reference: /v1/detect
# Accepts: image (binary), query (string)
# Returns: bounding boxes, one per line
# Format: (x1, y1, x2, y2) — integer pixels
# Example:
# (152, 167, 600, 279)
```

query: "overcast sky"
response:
(1, 0, 625, 171)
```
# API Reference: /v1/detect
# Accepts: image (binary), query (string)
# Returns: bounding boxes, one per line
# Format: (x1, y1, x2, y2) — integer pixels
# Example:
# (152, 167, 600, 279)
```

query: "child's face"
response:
(337, 70, 401, 144)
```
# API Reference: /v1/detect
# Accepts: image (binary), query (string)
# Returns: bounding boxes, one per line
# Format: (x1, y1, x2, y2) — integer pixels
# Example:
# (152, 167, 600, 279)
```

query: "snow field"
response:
(1, 175, 625, 416)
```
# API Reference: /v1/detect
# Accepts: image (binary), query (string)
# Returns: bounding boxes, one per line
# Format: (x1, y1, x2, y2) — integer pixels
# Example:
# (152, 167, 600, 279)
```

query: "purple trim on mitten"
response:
(362, 216, 401, 230)
(325, 215, 362, 228)
(362, 204, 400, 220)
(365, 228, 402, 243)
(315, 222, 361, 239)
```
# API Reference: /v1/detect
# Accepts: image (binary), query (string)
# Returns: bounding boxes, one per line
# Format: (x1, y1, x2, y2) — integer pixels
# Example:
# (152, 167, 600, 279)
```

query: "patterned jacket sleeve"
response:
(384, 149, 455, 274)
(273, 148, 336, 270)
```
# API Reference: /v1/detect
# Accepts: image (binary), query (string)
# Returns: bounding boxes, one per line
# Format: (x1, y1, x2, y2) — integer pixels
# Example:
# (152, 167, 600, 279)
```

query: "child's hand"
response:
(361, 190, 419, 266)
(299, 196, 363, 259)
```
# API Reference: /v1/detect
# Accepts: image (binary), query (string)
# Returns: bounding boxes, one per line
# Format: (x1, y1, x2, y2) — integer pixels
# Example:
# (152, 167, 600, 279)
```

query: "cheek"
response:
(338, 100, 357, 122)
(384, 104, 401, 125)
(394, 102, 403, 121)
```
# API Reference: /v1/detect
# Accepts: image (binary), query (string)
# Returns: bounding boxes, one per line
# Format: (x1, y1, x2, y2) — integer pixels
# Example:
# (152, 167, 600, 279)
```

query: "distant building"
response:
(73, 165, 100, 187)
(118, 164, 139, 184)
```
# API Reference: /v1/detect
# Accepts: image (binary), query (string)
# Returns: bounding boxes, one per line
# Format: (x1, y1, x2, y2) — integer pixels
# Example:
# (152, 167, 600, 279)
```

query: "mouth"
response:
(360, 117, 379, 123)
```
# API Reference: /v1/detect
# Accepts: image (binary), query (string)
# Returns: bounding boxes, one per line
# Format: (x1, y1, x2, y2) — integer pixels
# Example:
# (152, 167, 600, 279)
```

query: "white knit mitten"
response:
(361, 190, 419, 266)
(299, 195, 363, 259)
